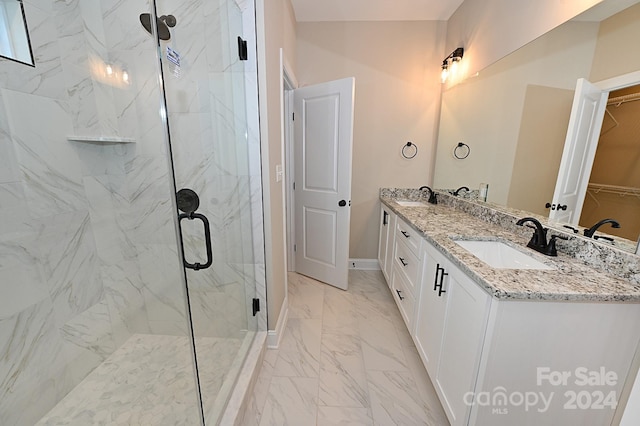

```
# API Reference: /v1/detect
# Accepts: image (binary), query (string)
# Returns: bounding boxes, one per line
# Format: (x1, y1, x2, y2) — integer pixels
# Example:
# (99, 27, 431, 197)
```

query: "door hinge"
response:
(292, 112, 295, 121)
(237, 37, 248, 61)
(293, 182, 296, 190)
(252, 298, 260, 316)
(294, 244, 297, 252)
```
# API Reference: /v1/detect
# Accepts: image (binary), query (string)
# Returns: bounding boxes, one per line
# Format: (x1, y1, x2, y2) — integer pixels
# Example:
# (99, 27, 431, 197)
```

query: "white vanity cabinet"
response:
(377, 205, 396, 284)
(390, 216, 423, 330)
(415, 241, 492, 426)
(378, 200, 640, 426)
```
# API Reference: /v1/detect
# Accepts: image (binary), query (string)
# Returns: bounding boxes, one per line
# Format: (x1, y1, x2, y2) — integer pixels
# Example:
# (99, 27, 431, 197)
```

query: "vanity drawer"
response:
(395, 217, 421, 256)
(391, 267, 416, 330)
(394, 238, 420, 295)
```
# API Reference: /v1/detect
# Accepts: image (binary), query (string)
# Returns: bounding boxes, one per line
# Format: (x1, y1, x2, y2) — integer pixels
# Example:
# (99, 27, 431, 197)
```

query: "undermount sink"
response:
(396, 200, 427, 207)
(453, 239, 554, 270)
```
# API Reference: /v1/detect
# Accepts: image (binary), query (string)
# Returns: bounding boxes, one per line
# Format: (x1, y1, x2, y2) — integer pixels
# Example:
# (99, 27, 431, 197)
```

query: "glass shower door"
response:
(155, 0, 264, 422)
(1, 1, 205, 424)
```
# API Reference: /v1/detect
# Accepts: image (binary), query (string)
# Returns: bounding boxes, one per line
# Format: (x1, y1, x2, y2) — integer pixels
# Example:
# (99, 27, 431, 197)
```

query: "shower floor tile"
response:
(37, 334, 242, 425)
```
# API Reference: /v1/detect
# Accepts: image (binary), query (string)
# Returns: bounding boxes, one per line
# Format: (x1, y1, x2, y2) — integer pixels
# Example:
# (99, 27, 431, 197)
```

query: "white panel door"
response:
(294, 78, 355, 290)
(549, 78, 607, 224)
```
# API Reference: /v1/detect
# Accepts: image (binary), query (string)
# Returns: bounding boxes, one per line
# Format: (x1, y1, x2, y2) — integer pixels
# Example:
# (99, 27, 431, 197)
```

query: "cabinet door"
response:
(383, 208, 396, 283)
(435, 259, 491, 426)
(377, 206, 390, 279)
(391, 266, 416, 330)
(414, 243, 448, 378)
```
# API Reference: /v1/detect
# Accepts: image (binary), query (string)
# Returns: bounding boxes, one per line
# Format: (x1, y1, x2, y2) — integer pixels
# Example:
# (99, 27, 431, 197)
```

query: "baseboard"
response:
(348, 258, 381, 270)
(267, 295, 288, 348)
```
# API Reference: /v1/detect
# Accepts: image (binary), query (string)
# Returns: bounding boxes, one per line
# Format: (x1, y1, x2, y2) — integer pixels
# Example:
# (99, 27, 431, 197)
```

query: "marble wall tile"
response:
(60, 299, 116, 384)
(83, 175, 135, 265)
(0, 93, 21, 184)
(73, 142, 128, 177)
(188, 267, 251, 339)
(101, 0, 151, 52)
(137, 244, 189, 328)
(52, 0, 83, 39)
(62, 56, 102, 135)
(0, 299, 75, 426)
(101, 261, 150, 347)
(3, 89, 89, 218)
(0, 182, 32, 237)
(36, 211, 105, 326)
(0, 232, 49, 319)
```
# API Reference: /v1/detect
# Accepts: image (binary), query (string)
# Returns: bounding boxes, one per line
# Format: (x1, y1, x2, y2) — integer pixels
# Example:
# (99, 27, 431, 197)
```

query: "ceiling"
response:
(289, 0, 465, 22)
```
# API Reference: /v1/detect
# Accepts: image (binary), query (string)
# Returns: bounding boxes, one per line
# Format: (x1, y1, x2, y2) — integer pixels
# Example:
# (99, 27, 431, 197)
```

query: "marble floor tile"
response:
(367, 369, 432, 425)
(248, 271, 449, 425)
(287, 271, 325, 319)
(322, 286, 359, 337)
(273, 318, 322, 378)
(358, 315, 408, 372)
(317, 406, 374, 425)
(318, 333, 369, 408)
(258, 376, 318, 426)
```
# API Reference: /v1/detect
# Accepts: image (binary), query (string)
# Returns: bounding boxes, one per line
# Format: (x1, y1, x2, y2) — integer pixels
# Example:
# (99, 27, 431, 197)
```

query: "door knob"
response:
(338, 200, 347, 207)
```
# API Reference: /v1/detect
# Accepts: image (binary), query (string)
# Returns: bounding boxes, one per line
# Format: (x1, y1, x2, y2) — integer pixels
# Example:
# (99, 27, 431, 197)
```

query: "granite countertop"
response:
(380, 196, 640, 303)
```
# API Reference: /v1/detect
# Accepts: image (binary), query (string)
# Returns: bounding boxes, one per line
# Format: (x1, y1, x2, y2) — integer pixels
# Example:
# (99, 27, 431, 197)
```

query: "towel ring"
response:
(453, 142, 470, 159)
(401, 142, 418, 159)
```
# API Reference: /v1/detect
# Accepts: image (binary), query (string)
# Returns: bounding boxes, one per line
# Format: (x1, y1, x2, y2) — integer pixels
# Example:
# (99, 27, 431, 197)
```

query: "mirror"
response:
(0, 0, 35, 66)
(434, 0, 640, 252)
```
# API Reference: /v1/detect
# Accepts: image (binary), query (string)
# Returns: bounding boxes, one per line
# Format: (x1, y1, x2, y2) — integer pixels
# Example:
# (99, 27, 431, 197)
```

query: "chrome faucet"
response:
(452, 186, 470, 196)
(419, 186, 438, 204)
(583, 218, 620, 238)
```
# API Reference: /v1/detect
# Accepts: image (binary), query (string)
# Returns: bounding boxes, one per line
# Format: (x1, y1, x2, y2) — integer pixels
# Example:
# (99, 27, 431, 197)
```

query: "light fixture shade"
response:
(440, 47, 464, 83)
(441, 67, 449, 83)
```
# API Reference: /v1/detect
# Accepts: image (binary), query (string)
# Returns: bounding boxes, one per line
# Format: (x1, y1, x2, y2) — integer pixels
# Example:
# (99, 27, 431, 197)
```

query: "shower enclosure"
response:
(0, 0, 265, 424)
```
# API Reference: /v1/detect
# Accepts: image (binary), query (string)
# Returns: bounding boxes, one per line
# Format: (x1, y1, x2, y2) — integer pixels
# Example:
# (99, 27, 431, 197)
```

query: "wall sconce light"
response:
(441, 47, 464, 83)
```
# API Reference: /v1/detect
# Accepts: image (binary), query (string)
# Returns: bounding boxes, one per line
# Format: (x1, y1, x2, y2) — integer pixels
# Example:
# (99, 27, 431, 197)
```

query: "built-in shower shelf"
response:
(67, 136, 136, 144)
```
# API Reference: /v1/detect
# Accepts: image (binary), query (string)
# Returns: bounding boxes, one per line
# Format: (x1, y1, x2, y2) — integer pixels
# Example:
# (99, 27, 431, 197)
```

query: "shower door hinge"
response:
(238, 37, 248, 61)
(252, 298, 260, 316)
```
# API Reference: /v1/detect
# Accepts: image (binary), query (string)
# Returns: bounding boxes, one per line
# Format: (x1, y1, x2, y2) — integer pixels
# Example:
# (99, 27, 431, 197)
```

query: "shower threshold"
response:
(36, 334, 244, 425)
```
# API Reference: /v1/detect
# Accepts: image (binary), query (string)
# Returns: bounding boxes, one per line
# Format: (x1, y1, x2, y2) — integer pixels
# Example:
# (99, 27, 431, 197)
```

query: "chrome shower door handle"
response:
(179, 212, 213, 271)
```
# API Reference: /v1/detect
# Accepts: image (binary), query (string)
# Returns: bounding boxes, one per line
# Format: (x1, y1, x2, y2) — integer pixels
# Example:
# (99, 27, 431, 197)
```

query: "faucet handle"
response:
(545, 234, 568, 257)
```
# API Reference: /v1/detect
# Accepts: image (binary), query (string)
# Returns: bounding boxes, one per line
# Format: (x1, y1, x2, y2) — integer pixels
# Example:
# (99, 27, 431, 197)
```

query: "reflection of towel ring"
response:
(401, 142, 418, 159)
(453, 142, 470, 159)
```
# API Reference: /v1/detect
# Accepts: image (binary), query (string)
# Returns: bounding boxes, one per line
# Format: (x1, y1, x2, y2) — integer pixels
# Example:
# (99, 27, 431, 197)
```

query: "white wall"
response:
(445, 0, 604, 81)
(296, 20, 446, 259)
(257, 0, 297, 328)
